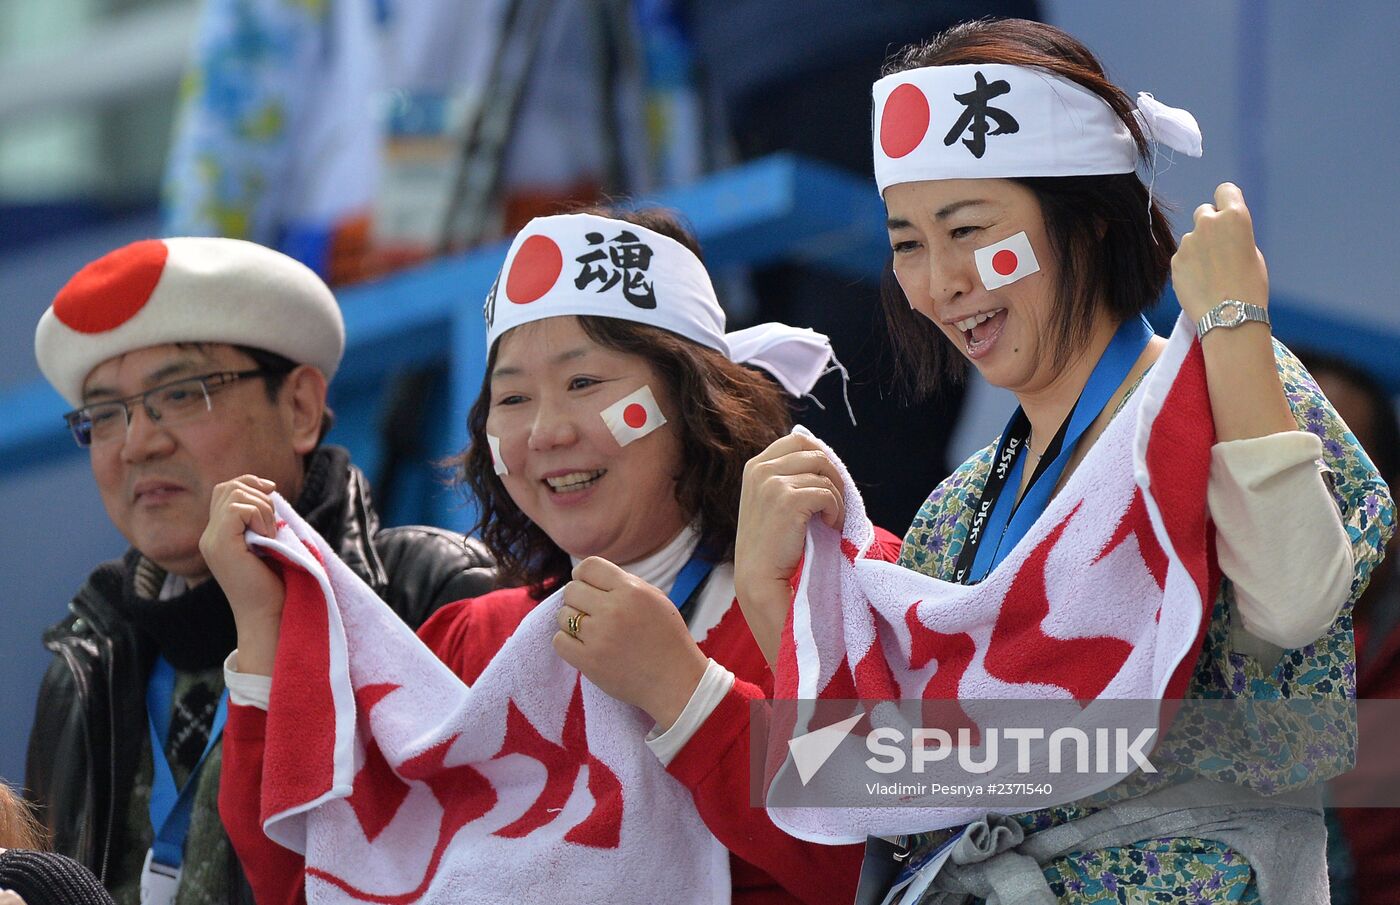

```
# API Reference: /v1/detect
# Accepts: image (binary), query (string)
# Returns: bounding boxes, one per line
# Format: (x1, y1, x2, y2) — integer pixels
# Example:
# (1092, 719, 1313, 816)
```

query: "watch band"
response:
(1196, 299, 1270, 339)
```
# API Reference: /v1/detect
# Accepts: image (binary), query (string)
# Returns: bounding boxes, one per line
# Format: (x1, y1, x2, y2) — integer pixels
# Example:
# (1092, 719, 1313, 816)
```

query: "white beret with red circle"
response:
(35, 237, 345, 405)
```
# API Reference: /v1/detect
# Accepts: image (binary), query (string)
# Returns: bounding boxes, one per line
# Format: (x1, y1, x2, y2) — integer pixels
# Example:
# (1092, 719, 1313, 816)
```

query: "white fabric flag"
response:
(244, 498, 731, 903)
(764, 315, 1217, 842)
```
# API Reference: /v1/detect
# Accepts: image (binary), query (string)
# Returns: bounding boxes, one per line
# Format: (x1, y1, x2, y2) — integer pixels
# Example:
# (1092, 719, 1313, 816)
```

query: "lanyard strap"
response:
(954, 316, 1155, 585)
(145, 656, 230, 869)
(667, 551, 715, 612)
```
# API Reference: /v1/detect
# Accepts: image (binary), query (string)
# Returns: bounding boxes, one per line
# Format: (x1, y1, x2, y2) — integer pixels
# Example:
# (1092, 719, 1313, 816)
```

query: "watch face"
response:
(1219, 301, 1243, 326)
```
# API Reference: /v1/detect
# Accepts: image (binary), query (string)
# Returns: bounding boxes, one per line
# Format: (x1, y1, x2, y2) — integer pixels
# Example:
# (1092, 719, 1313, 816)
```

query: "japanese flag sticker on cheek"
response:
(601, 385, 667, 446)
(974, 230, 1040, 291)
(487, 433, 508, 476)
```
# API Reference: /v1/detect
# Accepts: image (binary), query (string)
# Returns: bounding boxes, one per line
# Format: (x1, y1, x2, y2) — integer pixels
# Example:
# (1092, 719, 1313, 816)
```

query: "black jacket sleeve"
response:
(372, 526, 498, 630)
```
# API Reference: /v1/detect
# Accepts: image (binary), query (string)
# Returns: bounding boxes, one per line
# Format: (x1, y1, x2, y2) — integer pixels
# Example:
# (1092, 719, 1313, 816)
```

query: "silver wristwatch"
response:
(1195, 299, 1270, 339)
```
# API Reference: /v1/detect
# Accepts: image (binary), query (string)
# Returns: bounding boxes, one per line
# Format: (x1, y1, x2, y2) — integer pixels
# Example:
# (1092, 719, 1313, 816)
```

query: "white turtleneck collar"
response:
(570, 523, 701, 596)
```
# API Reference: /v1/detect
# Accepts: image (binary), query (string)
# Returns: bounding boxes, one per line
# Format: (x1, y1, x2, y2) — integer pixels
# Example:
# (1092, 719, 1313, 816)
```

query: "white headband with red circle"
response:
(483, 212, 837, 398)
(872, 63, 1202, 195)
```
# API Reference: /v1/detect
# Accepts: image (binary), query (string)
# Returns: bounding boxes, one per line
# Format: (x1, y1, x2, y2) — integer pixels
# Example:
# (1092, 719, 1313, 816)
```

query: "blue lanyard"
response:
(959, 316, 1155, 584)
(145, 656, 229, 869)
(667, 552, 715, 611)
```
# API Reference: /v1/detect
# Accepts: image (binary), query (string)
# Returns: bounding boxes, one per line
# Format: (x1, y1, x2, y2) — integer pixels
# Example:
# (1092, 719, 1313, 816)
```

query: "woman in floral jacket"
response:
(734, 17, 1393, 905)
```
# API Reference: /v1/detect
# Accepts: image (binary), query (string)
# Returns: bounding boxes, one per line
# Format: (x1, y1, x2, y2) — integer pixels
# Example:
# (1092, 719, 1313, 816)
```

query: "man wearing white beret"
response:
(24, 237, 497, 905)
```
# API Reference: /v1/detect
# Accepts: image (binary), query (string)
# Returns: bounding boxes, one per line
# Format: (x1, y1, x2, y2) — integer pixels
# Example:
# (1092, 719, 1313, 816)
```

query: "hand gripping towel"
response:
(246, 502, 731, 903)
(766, 315, 1219, 842)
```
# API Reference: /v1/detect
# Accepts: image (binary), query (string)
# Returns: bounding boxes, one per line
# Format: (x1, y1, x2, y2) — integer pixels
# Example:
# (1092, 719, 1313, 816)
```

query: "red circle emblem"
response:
(53, 239, 168, 334)
(505, 236, 563, 304)
(622, 403, 648, 429)
(992, 249, 1019, 276)
(880, 84, 930, 160)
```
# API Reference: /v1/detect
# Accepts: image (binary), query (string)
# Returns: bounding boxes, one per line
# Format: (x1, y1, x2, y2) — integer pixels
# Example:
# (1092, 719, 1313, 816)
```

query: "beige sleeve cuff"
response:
(1208, 430, 1354, 651)
(224, 651, 272, 710)
(644, 659, 737, 767)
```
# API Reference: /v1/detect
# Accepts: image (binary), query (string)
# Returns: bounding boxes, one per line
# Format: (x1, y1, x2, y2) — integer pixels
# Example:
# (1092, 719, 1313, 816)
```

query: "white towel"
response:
(247, 504, 731, 903)
(767, 315, 1217, 842)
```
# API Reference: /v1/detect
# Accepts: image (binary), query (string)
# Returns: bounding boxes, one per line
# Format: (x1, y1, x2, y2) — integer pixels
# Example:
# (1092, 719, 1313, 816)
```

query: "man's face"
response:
(82, 343, 310, 581)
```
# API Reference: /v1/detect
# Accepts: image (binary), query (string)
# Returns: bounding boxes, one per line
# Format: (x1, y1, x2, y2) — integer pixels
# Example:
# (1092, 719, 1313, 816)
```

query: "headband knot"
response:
(1133, 92, 1203, 158)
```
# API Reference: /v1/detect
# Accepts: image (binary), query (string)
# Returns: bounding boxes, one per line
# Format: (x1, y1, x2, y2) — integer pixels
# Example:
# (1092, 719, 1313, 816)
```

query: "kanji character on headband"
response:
(484, 211, 838, 398)
(871, 62, 1201, 192)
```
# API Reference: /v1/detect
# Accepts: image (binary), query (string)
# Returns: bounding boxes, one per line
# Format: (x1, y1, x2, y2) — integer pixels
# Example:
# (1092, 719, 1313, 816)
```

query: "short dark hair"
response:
(457, 208, 792, 594)
(175, 341, 335, 445)
(879, 18, 1177, 399)
(233, 345, 336, 446)
(229, 345, 296, 400)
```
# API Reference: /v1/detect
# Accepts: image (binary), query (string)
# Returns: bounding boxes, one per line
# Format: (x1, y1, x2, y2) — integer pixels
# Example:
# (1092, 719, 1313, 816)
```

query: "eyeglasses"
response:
(63, 369, 280, 448)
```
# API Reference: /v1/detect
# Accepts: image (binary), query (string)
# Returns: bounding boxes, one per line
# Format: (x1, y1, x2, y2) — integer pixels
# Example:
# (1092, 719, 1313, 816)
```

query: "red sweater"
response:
(220, 530, 901, 905)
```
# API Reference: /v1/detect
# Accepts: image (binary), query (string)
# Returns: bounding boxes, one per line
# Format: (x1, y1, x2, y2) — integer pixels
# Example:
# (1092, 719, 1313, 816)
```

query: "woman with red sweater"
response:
(206, 207, 898, 904)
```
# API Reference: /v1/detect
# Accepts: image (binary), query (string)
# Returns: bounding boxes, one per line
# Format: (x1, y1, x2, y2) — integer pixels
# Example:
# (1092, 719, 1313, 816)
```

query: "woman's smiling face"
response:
(884, 177, 1064, 395)
(485, 316, 688, 565)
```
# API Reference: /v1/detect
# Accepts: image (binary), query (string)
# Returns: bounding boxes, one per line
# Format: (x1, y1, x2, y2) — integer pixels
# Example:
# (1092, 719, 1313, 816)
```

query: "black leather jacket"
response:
(24, 454, 497, 895)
